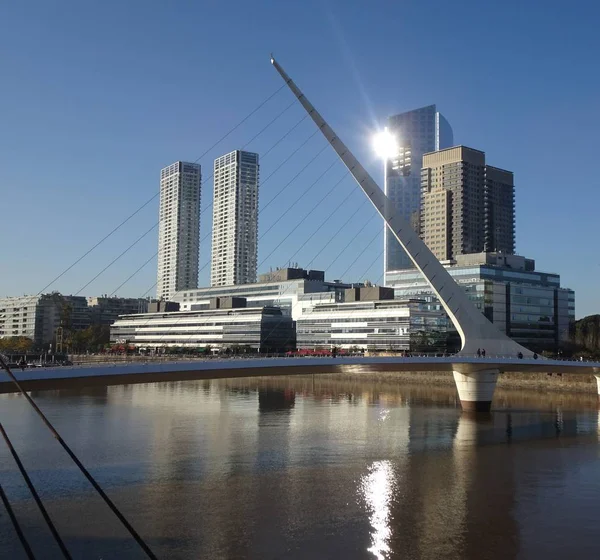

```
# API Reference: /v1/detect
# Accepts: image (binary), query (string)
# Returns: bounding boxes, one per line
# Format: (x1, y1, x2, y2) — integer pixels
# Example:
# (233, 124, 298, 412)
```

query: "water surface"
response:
(1, 376, 599, 559)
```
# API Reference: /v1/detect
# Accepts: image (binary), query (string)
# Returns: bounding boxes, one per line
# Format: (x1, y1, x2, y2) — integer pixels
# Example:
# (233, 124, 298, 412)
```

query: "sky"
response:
(0, 0, 598, 318)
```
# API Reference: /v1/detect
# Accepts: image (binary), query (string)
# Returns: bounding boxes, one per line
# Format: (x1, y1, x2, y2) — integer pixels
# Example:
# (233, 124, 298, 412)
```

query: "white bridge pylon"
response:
(271, 56, 536, 411)
(270, 56, 533, 360)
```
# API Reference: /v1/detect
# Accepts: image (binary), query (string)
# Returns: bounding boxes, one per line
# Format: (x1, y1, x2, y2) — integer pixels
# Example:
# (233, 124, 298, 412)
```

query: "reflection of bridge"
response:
(2, 356, 599, 410)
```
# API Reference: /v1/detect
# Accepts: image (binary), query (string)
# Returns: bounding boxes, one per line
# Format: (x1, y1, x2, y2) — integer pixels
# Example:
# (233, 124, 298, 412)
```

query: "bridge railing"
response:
(8, 352, 599, 371)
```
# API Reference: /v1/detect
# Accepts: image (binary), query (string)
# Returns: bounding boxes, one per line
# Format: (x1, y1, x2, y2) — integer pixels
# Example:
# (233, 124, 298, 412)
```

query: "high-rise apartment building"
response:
(420, 146, 515, 261)
(210, 150, 259, 287)
(156, 161, 201, 301)
(384, 105, 453, 283)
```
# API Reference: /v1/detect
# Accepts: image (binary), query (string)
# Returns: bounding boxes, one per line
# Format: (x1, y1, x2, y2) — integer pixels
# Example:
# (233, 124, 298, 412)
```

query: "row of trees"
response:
(0, 336, 34, 353)
(0, 326, 110, 355)
(567, 315, 600, 359)
(67, 325, 111, 354)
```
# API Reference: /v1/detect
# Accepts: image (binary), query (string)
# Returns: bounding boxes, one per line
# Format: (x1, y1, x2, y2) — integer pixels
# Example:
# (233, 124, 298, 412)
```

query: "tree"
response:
(0, 336, 34, 353)
(66, 325, 110, 354)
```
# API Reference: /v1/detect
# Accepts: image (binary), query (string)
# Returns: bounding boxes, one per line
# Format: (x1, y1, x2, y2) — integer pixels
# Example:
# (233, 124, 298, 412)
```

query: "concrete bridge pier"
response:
(452, 369, 500, 412)
(595, 375, 600, 401)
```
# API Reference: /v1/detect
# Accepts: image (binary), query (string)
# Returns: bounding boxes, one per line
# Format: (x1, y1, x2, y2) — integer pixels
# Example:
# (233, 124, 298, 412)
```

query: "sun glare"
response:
(372, 129, 398, 160)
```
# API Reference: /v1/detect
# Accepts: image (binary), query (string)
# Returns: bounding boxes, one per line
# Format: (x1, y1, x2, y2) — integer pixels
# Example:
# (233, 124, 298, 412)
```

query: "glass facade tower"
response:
(384, 105, 453, 284)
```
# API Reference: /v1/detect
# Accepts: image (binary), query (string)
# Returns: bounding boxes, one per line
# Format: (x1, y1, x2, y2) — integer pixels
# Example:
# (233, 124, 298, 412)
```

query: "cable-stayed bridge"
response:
(2, 355, 600, 411)
(2, 57, 595, 412)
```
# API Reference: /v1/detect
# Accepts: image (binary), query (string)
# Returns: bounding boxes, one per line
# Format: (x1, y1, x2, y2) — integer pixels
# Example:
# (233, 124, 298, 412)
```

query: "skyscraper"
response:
(210, 150, 259, 287)
(420, 146, 515, 261)
(384, 105, 453, 284)
(156, 161, 201, 300)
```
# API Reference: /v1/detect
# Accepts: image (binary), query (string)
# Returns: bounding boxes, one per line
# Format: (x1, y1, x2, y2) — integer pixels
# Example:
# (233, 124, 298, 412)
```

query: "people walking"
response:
(482, 349, 486, 358)
(477, 348, 481, 358)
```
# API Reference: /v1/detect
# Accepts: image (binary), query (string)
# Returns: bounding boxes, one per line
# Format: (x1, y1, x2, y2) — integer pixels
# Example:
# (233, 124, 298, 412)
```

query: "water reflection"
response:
(1, 376, 600, 559)
(258, 388, 296, 413)
(360, 460, 396, 559)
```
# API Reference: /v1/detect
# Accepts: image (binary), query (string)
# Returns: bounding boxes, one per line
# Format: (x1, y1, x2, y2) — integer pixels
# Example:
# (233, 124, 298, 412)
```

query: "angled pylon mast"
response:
(271, 55, 531, 357)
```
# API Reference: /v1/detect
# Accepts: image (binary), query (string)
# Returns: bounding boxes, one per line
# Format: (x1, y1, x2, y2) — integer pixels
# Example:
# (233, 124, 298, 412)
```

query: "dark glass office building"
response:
(384, 105, 454, 283)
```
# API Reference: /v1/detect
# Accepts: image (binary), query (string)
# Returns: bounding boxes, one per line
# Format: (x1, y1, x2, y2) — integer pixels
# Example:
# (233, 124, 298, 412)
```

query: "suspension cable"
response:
(259, 160, 341, 241)
(261, 212, 381, 349)
(192, 84, 286, 164)
(285, 183, 356, 265)
(0, 422, 72, 559)
(109, 252, 158, 297)
(257, 169, 348, 268)
(0, 481, 36, 559)
(102, 109, 310, 297)
(0, 356, 157, 560)
(27, 84, 286, 301)
(74, 223, 158, 296)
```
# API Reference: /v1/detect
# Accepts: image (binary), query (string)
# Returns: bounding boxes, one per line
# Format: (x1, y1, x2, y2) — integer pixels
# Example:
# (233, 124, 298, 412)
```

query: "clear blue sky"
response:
(1, 0, 598, 317)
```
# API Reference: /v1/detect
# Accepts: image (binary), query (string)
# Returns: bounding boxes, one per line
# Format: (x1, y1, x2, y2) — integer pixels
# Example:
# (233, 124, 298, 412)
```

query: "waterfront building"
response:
(296, 289, 446, 351)
(0, 295, 40, 342)
(385, 252, 575, 352)
(0, 293, 90, 346)
(87, 296, 149, 325)
(173, 267, 349, 321)
(1, 294, 151, 347)
(110, 304, 294, 352)
(157, 161, 202, 301)
(210, 150, 259, 287)
(420, 146, 515, 261)
(384, 105, 453, 282)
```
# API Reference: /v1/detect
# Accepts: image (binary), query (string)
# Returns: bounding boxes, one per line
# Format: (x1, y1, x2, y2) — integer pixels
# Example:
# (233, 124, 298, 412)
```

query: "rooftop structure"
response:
(172, 267, 349, 321)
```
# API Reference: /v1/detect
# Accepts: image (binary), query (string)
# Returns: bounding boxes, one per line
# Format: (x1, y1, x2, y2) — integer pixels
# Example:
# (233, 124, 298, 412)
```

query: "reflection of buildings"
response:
(360, 403, 590, 558)
(80, 379, 600, 557)
(258, 389, 295, 413)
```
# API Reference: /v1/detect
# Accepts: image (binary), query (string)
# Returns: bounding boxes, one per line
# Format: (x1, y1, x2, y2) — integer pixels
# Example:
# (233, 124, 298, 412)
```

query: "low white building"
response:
(296, 298, 446, 352)
(110, 305, 295, 352)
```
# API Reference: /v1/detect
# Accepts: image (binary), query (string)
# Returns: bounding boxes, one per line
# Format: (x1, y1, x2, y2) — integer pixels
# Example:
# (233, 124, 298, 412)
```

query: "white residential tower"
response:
(210, 150, 259, 286)
(157, 161, 201, 300)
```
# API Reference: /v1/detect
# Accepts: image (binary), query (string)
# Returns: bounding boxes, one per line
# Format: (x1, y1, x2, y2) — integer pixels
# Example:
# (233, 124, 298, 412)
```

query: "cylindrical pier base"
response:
(453, 369, 499, 412)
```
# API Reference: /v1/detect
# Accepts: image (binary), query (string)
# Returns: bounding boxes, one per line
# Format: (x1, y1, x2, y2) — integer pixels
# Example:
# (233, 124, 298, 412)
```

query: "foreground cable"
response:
(0, 357, 157, 559)
(0, 481, 36, 559)
(0, 422, 72, 559)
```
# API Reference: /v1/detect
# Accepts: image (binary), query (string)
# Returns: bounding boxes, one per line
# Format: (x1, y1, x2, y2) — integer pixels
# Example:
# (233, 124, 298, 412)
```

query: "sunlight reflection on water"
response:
(360, 460, 396, 560)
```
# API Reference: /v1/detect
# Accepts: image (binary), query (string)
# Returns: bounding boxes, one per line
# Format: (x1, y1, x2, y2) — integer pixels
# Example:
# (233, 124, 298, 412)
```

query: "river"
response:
(1, 375, 599, 559)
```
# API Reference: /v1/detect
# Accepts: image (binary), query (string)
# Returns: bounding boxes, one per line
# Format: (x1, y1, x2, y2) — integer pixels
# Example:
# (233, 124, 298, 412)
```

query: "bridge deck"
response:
(1, 356, 599, 394)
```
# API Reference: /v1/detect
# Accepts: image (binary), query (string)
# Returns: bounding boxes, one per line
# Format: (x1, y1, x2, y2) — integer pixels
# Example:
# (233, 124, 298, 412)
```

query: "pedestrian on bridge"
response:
(477, 348, 481, 358)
